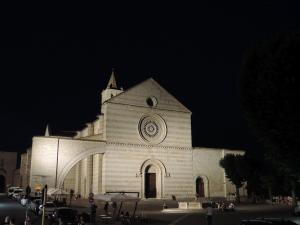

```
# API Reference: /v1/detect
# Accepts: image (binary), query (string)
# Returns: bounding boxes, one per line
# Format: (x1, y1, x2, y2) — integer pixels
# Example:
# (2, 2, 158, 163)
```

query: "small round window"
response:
(146, 96, 158, 107)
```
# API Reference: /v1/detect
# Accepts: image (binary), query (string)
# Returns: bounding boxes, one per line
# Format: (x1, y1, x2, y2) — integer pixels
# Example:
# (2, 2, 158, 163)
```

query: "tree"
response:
(242, 154, 264, 203)
(239, 33, 300, 206)
(219, 154, 246, 203)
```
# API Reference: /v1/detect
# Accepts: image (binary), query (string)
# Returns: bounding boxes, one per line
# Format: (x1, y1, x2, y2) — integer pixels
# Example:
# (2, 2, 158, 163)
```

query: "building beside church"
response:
(24, 72, 245, 199)
(20, 148, 32, 189)
(0, 151, 19, 192)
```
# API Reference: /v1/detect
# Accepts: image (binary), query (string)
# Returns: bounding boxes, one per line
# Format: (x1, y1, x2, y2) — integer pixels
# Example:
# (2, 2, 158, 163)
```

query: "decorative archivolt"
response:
(194, 174, 210, 198)
(137, 158, 170, 178)
(194, 174, 209, 183)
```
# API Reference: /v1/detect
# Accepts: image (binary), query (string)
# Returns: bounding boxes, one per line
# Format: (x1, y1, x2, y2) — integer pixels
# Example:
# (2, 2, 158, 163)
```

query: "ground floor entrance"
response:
(145, 173, 156, 198)
(196, 177, 205, 197)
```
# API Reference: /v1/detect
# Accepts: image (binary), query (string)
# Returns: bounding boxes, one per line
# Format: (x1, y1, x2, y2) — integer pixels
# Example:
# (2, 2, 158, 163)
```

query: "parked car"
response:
(51, 207, 78, 225)
(7, 187, 20, 198)
(39, 202, 57, 216)
(29, 199, 42, 214)
(12, 189, 24, 200)
(240, 218, 297, 225)
(16, 193, 26, 203)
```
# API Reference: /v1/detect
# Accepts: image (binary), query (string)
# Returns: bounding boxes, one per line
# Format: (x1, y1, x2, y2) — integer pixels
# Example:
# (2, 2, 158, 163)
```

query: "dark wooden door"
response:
(145, 173, 156, 198)
(196, 177, 204, 197)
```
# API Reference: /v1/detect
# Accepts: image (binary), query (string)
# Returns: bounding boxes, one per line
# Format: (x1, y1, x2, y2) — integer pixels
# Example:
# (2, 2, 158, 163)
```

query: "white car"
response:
(7, 187, 20, 198)
(12, 189, 24, 199)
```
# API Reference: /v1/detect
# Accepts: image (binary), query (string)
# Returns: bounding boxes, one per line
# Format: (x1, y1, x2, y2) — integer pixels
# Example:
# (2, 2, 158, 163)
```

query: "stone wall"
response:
(0, 151, 18, 190)
(192, 148, 246, 198)
(20, 149, 31, 189)
(30, 136, 106, 190)
(103, 143, 194, 199)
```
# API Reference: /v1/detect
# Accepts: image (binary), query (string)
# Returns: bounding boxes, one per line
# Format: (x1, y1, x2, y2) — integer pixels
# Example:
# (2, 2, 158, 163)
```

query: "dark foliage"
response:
(239, 32, 300, 204)
(220, 154, 246, 202)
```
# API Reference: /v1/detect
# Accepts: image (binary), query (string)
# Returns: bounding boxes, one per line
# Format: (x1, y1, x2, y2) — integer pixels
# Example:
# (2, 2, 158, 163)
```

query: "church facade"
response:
(28, 72, 245, 199)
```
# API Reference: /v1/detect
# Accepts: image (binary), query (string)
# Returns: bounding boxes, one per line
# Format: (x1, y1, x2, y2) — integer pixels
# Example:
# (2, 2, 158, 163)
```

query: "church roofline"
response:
(33, 136, 107, 143)
(105, 77, 192, 113)
(149, 78, 192, 113)
(193, 147, 245, 152)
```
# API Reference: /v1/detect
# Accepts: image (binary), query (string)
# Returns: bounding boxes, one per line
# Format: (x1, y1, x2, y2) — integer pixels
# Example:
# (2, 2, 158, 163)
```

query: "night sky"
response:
(1, 2, 299, 155)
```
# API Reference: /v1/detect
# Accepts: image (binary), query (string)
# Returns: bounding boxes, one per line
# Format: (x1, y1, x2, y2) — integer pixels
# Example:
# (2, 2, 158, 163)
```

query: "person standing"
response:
(90, 203, 97, 224)
(3, 216, 10, 225)
(25, 186, 31, 200)
(9, 218, 15, 225)
(103, 202, 109, 215)
(206, 203, 213, 225)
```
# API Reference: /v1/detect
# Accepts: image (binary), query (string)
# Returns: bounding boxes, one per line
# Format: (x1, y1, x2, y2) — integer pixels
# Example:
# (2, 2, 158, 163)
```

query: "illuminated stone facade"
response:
(28, 73, 245, 199)
(20, 148, 31, 189)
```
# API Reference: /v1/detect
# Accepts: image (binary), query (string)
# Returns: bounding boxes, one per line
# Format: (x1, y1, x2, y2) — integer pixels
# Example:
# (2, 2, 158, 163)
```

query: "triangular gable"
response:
(107, 78, 191, 113)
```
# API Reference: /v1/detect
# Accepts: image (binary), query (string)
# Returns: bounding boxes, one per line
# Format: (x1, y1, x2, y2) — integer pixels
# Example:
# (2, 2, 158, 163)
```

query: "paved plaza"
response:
(0, 194, 298, 225)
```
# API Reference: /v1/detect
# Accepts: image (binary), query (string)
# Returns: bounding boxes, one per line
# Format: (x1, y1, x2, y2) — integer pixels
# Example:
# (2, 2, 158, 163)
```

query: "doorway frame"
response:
(194, 175, 210, 198)
(140, 159, 168, 199)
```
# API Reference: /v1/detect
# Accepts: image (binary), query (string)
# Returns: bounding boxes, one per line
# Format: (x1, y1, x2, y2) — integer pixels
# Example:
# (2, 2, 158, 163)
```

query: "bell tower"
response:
(101, 69, 124, 104)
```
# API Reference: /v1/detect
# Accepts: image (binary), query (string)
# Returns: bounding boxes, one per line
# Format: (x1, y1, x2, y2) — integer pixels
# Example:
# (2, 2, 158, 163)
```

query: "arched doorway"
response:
(0, 175, 6, 193)
(144, 165, 157, 198)
(196, 177, 205, 197)
(140, 159, 167, 199)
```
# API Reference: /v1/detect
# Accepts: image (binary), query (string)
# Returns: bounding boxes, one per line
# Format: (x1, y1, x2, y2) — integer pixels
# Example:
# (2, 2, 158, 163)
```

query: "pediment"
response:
(107, 78, 191, 113)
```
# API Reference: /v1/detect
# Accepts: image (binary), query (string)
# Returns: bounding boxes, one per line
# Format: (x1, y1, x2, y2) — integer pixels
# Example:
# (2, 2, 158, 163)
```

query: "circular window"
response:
(146, 96, 158, 107)
(138, 114, 167, 144)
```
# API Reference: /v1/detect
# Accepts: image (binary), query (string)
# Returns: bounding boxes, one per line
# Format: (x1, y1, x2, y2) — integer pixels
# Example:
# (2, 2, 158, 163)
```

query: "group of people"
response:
(205, 202, 235, 225)
(216, 202, 235, 211)
(0, 216, 15, 225)
(103, 201, 117, 215)
(271, 196, 293, 205)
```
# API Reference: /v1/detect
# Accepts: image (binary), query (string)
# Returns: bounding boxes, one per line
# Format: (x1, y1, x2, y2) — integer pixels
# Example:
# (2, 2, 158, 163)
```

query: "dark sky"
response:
(1, 2, 299, 154)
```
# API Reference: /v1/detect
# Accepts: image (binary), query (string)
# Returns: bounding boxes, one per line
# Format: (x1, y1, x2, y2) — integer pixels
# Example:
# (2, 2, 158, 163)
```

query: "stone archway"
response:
(194, 175, 209, 198)
(57, 147, 106, 189)
(140, 159, 169, 199)
(0, 175, 6, 193)
(196, 177, 205, 197)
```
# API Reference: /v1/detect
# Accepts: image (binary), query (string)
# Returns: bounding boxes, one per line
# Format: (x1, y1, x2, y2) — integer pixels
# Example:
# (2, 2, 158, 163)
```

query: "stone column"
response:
(86, 155, 93, 196)
(80, 156, 93, 198)
(74, 162, 81, 195)
(92, 154, 103, 194)
(80, 158, 87, 198)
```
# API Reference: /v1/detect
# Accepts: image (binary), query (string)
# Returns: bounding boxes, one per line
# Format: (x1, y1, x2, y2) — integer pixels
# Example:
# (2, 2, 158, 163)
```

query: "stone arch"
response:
(57, 147, 106, 188)
(139, 159, 169, 199)
(194, 174, 210, 198)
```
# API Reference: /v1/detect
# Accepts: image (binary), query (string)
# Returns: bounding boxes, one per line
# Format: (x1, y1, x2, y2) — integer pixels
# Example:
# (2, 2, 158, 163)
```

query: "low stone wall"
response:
(178, 202, 202, 209)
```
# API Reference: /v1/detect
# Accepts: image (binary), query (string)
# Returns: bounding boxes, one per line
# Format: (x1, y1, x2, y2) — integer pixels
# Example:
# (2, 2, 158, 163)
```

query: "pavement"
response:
(1, 193, 298, 225)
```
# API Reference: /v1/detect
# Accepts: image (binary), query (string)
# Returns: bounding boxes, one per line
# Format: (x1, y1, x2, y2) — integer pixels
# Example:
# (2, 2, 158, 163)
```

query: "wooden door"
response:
(145, 173, 156, 198)
(196, 177, 204, 197)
